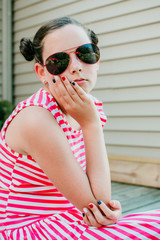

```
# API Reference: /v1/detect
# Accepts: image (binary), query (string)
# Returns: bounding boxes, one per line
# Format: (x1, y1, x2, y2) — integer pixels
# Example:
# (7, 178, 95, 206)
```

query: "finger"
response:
(50, 76, 63, 95)
(82, 210, 91, 226)
(61, 76, 82, 103)
(109, 200, 121, 210)
(52, 76, 74, 106)
(88, 203, 118, 226)
(83, 208, 102, 228)
(97, 201, 117, 221)
(70, 80, 89, 102)
(88, 203, 108, 226)
(109, 200, 122, 220)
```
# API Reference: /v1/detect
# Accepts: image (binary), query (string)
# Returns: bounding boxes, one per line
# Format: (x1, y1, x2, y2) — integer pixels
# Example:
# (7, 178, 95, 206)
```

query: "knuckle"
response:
(62, 92, 68, 100)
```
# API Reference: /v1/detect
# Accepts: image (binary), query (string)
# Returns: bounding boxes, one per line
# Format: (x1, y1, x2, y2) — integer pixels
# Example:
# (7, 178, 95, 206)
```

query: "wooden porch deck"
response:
(111, 181, 160, 217)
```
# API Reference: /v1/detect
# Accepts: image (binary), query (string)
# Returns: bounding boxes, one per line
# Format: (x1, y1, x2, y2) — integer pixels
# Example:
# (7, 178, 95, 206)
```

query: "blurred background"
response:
(0, 0, 160, 187)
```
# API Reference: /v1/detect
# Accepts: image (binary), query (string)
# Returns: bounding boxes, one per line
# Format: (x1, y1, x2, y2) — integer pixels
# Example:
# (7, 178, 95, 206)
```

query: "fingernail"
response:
(53, 79, 56, 83)
(72, 81, 75, 86)
(89, 203, 93, 208)
(83, 208, 88, 213)
(97, 200, 102, 205)
(62, 76, 66, 81)
(82, 213, 85, 217)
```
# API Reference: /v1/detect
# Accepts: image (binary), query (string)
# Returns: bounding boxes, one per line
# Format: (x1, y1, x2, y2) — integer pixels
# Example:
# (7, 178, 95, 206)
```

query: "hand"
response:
(48, 76, 100, 128)
(82, 200, 122, 228)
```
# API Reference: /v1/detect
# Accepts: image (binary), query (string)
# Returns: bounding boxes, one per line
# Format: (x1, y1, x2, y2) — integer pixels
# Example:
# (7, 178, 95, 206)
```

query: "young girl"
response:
(0, 17, 159, 240)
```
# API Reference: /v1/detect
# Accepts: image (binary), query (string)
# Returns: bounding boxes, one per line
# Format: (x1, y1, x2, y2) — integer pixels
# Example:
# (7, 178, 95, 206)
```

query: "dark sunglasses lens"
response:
(46, 52, 69, 75)
(76, 44, 100, 64)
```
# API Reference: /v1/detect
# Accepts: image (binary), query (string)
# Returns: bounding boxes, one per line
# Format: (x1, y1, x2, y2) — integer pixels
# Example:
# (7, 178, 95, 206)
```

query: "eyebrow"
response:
(48, 42, 90, 55)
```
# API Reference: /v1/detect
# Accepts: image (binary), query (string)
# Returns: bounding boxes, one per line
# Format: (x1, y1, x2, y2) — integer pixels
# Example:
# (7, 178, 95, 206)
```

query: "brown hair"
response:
(19, 16, 99, 64)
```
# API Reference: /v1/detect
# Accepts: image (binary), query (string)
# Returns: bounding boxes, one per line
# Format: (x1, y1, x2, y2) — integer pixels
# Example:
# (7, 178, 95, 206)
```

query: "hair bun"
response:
(89, 30, 98, 45)
(19, 38, 35, 61)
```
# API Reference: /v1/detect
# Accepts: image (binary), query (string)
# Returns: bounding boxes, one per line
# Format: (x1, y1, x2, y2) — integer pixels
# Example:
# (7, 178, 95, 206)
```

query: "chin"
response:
(79, 80, 94, 94)
(80, 85, 90, 93)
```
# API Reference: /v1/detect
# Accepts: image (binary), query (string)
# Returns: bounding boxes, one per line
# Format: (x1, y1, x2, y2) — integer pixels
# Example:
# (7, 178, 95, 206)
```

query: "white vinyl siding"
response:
(13, 0, 160, 185)
(88, 0, 160, 160)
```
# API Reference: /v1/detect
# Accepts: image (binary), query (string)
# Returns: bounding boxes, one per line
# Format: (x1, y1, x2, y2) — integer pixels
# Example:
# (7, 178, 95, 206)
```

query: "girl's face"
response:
(40, 24, 99, 94)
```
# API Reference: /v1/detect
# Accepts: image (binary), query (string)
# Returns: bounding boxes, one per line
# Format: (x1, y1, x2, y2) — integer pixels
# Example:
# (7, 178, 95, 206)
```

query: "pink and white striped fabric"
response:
(0, 88, 160, 239)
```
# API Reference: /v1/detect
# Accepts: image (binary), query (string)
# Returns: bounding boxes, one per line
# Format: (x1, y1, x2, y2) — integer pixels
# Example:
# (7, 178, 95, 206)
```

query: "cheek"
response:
(86, 62, 99, 74)
(87, 66, 98, 81)
(44, 69, 55, 82)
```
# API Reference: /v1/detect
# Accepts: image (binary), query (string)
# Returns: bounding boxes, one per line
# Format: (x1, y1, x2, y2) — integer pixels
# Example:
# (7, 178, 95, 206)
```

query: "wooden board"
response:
(109, 155, 160, 188)
(111, 181, 160, 217)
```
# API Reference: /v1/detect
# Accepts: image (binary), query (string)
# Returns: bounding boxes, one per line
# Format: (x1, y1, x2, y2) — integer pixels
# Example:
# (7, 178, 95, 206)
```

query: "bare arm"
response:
(5, 77, 120, 227)
(82, 123, 111, 204)
(21, 106, 98, 211)
(46, 76, 111, 205)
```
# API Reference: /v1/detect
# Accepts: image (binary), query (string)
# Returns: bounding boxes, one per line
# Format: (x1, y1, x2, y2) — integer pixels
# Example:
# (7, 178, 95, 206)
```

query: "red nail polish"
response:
(89, 203, 93, 208)
(62, 76, 66, 81)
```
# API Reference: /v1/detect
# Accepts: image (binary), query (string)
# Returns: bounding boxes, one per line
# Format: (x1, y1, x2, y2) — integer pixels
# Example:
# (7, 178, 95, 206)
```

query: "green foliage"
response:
(0, 100, 15, 130)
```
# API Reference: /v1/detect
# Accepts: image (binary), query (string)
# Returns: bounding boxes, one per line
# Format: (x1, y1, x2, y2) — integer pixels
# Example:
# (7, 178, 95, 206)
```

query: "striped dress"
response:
(0, 88, 160, 240)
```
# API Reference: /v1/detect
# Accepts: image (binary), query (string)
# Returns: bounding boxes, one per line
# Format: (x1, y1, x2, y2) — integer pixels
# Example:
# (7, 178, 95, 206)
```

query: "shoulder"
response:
(16, 104, 69, 158)
(22, 105, 52, 120)
(14, 105, 54, 129)
(20, 106, 58, 136)
(5, 105, 58, 155)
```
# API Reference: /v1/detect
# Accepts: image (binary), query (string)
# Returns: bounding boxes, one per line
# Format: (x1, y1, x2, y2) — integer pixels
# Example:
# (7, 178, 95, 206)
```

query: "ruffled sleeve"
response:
(90, 94, 107, 128)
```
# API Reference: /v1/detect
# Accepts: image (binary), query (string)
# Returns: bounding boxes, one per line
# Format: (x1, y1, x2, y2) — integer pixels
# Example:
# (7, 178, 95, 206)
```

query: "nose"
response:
(69, 53, 82, 74)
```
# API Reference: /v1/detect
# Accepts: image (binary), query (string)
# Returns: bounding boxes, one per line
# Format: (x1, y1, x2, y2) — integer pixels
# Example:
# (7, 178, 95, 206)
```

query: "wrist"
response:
(81, 119, 102, 132)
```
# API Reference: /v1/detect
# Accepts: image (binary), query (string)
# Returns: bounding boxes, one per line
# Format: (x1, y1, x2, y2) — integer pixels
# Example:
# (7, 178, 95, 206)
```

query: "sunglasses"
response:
(43, 43, 100, 75)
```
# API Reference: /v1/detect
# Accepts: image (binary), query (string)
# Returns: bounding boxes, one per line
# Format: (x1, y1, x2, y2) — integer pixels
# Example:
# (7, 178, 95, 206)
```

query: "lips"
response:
(74, 79, 87, 84)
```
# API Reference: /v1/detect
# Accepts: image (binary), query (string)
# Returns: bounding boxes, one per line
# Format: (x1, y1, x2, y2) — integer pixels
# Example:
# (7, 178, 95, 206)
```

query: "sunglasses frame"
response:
(43, 43, 100, 75)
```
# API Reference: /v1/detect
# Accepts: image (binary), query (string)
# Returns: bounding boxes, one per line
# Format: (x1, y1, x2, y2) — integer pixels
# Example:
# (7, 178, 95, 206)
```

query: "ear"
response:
(34, 62, 48, 84)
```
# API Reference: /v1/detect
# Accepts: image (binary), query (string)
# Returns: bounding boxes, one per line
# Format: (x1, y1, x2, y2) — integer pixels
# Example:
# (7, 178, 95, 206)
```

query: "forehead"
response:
(42, 24, 90, 59)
